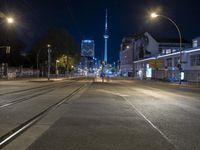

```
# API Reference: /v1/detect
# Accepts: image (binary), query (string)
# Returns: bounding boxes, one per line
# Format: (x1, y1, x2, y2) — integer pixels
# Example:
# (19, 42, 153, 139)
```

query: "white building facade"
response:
(134, 40, 200, 82)
(120, 32, 190, 77)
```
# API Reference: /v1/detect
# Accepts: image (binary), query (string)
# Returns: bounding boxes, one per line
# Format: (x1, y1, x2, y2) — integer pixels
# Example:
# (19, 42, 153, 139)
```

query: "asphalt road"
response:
(1, 78, 200, 150)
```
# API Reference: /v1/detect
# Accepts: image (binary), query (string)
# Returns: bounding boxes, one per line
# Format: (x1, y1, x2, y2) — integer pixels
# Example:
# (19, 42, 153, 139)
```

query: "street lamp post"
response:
(36, 49, 43, 77)
(0, 46, 10, 78)
(0, 16, 14, 79)
(150, 13, 183, 84)
(56, 60, 60, 77)
(47, 44, 51, 81)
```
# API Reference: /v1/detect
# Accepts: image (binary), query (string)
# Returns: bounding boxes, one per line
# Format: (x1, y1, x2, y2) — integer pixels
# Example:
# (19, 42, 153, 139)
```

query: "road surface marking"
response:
(123, 97, 179, 150)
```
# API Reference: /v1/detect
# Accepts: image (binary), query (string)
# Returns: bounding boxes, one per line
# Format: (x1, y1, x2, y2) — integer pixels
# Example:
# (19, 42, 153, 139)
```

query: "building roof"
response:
(129, 32, 190, 44)
(154, 37, 190, 44)
(192, 36, 200, 41)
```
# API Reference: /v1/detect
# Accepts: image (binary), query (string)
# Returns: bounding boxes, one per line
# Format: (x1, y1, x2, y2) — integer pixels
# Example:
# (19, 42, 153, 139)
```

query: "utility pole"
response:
(47, 44, 51, 81)
(56, 60, 60, 77)
(36, 49, 42, 77)
(0, 46, 10, 78)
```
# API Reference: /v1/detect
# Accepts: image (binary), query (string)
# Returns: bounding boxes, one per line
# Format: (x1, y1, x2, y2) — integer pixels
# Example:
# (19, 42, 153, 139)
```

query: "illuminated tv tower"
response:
(103, 9, 109, 63)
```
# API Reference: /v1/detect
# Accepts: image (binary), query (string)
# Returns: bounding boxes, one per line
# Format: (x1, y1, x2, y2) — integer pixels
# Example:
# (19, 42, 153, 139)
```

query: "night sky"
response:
(1, 0, 200, 63)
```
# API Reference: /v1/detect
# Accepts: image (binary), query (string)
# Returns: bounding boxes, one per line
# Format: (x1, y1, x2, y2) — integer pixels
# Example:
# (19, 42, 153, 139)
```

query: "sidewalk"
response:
(170, 81, 200, 88)
(136, 79, 200, 88)
(29, 77, 66, 82)
(111, 77, 200, 88)
(0, 77, 75, 82)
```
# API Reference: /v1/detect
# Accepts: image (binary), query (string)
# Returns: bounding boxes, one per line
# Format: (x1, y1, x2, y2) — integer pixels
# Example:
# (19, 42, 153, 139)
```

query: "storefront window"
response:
(190, 54, 200, 66)
(166, 58, 172, 67)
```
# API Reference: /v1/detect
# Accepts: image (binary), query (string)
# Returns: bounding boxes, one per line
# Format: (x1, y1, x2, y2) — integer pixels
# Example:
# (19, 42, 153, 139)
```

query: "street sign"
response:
(149, 60, 156, 68)
(148, 59, 164, 69)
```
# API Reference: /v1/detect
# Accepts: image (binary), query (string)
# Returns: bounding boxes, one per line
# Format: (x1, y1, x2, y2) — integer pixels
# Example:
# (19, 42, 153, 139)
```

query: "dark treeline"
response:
(0, 27, 29, 67)
(0, 27, 80, 69)
(29, 28, 80, 69)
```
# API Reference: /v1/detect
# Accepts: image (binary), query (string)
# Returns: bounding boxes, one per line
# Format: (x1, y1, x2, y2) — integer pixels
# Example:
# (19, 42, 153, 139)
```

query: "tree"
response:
(29, 28, 80, 71)
(0, 28, 27, 66)
(56, 55, 75, 73)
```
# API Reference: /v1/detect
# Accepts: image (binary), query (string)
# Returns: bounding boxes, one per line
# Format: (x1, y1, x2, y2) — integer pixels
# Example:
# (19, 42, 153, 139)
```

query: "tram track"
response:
(0, 89, 54, 109)
(0, 83, 87, 149)
(0, 77, 82, 96)
(0, 78, 85, 109)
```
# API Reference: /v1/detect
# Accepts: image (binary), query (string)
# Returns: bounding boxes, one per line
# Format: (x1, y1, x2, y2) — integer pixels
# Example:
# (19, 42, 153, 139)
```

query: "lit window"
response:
(193, 40, 198, 48)
(172, 49, 177, 53)
(166, 49, 172, 54)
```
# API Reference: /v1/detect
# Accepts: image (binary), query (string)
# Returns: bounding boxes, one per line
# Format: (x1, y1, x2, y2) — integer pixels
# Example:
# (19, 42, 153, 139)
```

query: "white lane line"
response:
(124, 98, 179, 150)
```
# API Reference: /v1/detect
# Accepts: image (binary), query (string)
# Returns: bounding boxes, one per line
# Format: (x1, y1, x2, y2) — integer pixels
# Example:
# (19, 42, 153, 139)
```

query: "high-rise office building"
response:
(81, 40, 95, 58)
(80, 40, 95, 72)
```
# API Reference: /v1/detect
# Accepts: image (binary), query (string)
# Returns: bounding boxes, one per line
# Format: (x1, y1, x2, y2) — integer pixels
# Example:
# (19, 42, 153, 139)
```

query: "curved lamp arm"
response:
(158, 15, 182, 62)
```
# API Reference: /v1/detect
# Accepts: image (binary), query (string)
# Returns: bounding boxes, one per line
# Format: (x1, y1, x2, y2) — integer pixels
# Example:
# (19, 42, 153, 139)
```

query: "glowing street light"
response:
(150, 12, 183, 84)
(150, 12, 158, 18)
(6, 17, 14, 24)
(47, 44, 51, 48)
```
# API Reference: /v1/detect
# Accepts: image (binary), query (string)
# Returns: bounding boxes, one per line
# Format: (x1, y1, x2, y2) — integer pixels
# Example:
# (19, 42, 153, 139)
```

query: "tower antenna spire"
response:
(103, 9, 109, 63)
(105, 9, 108, 33)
